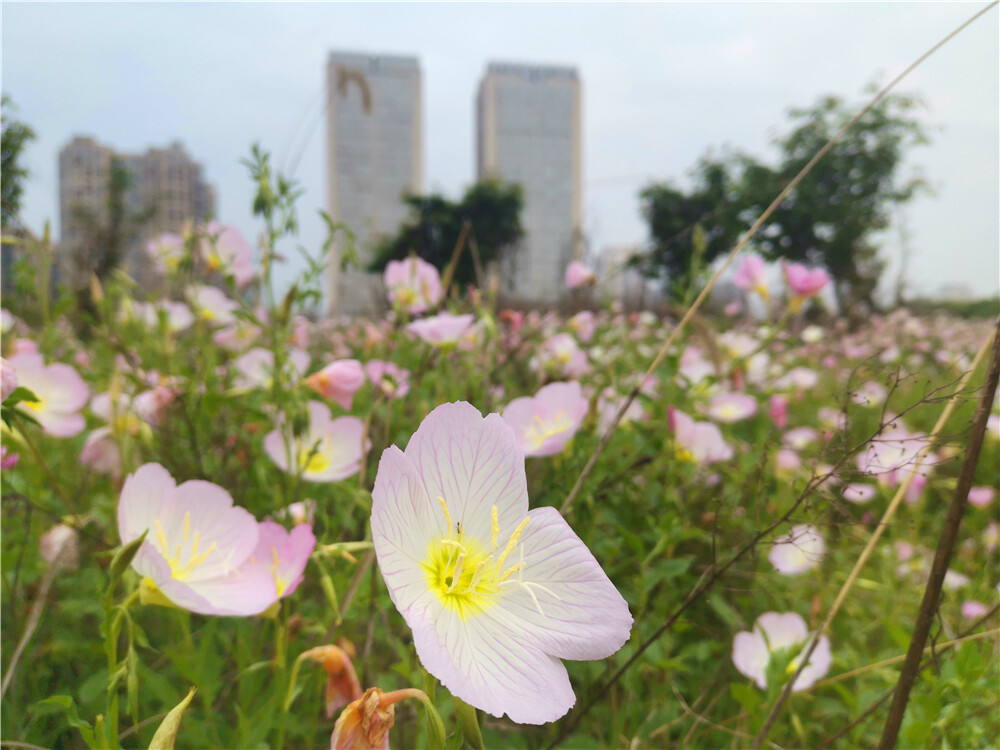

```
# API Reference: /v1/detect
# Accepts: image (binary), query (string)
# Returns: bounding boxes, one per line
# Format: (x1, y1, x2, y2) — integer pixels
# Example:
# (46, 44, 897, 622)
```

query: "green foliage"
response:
(1, 94, 36, 229)
(635, 157, 743, 292)
(369, 178, 524, 287)
(2, 144, 996, 750)
(639, 91, 929, 307)
(906, 295, 1000, 320)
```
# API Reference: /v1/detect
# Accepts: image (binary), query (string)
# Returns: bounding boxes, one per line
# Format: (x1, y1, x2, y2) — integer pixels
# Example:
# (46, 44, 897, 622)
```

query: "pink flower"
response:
(1, 445, 19, 469)
(406, 313, 475, 347)
(370, 402, 632, 724)
(669, 407, 733, 465)
(768, 395, 788, 429)
(133, 301, 194, 332)
(961, 600, 988, 620)
(383, 257, 443, 314)
(597, 387, 647, 433)
(247, 521, 316, 599)
(536, 333, 589, 378)
(305, 359, 366, 410)
(213, 319, 263, 351)
(678, 346, 714, 386)
(564, 260, 596, 289)
(843, 483, 877, 504)
(502, 382, 589, 457)
(1, 357, 17, 401)
(7, 352, 89, 437)
(200, 221, 255, 288)
(13, 339, 38, 355)
(983, 521, 999, 552)
(188, 284, 239, 326)
(705, 392, 758, 423)
(146, 232, 185, 274)
(233, 347, 310, 390)
(133, 385, 178, 428)
(856, 426, 927, 487)
(783, 427, 818, 451)
(364, 360, 411, 399)
(783, 263, 830, 312)
(567, 311, 596, 343)
(80, 427, 121, 477)
(732, 611, 832, 691)
(774, 448, 801, 474)
(118, 463, 278, 616)
(768, 525, 825, 575)
(733, 255, 769, 299)
(968, 486, 995, 508)
(264, 402, 367, 482)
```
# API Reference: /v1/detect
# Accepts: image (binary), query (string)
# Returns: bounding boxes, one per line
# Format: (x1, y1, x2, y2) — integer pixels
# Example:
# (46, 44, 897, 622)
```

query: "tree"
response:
(739, 92, 928, 309)
(639, 90, 928, 308)
(1, 95, 36, 229)
(634, 157, 743, 295)
(369, 178, 524, 288)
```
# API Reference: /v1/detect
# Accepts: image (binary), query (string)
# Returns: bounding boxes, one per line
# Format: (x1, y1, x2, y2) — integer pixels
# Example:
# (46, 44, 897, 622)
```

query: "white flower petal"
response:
(492, 507, 632, 661)
(409, 600, 576, 724)
(371, 445, 444, 612)
(404, 402, 528, 541)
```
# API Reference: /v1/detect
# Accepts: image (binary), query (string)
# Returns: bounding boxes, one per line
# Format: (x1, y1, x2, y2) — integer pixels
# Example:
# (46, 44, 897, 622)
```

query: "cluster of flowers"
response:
(3, 238, 997, 745)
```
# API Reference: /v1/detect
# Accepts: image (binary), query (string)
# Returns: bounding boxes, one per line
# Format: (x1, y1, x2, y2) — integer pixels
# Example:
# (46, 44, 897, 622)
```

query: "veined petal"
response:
(118, 463, 177, 544)
(167, 562, 277, 616)
(156, 481, 259, 581)
(404, 402, 528, 541)
(732, 630, 769, 689)
(493, 507, 632, 661)
(371, 446, 441, 612)
(755, 611, 808, 652)
(793, 634, 832, 691)
(409, 601, 576, 724)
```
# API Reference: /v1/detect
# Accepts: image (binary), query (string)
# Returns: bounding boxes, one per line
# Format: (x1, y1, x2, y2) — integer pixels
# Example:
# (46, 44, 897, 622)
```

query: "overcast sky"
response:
(4, 2, 998, 301)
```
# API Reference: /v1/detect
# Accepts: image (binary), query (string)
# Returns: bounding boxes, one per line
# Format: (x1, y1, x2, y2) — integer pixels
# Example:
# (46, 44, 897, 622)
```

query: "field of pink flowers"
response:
(2, 171, 998, 749)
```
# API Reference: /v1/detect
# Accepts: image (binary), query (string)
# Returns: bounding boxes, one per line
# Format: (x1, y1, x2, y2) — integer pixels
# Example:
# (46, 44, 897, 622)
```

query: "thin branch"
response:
(1, 542, 72, 700)
(670, 681, 786, 750)
(557, 0, 998, 517)
(878, 318, 1000, 749)
(815, 604, 1000, 749)
(752, 324, 997, 748)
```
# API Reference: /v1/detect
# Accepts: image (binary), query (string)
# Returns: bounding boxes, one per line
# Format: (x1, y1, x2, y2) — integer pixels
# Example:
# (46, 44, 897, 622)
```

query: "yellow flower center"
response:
(523, 411, 570, 450)
(421, 497, 533, 622)
(154, 512, 218, 581)
(22, 398, 45, 413)
(674, 445, 696, 463)
(299, 444, 331, 475)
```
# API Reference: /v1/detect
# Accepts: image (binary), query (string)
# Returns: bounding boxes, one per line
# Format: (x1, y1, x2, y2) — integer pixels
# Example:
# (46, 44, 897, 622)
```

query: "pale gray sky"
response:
(4, 2, 998, 301)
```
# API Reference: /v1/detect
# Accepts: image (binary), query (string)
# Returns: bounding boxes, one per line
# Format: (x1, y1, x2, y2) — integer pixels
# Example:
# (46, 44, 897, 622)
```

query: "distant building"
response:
(58, 136, 215, 285)
(599, 244, 661, 308)
(325, 50, 423, 315)
(477, 61, 583, 303)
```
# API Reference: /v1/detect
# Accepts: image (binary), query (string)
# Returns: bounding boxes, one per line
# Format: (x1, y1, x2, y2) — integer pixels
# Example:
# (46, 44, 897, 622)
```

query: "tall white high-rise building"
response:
(325, 51, 423, 315)
(477, 62, 583, 303)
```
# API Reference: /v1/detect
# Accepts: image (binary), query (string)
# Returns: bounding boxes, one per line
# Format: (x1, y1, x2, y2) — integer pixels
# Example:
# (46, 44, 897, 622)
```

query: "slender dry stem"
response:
(558, 0, 999, 517)
(751, 324, 997, 749)
(878, 319, 1000, 749)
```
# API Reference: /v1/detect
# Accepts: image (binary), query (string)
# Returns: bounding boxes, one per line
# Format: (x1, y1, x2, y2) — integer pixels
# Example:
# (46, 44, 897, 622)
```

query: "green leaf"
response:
(32, 695, 97, 748)
(108, 529, 148, 583)
(730, 682, 762, 714)
(148, 687, 196, 750)
(453, 696, 485, 750)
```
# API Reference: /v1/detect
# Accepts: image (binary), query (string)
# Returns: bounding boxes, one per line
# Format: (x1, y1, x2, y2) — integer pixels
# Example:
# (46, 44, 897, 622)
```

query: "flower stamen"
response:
(437, 496, 452, 538)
